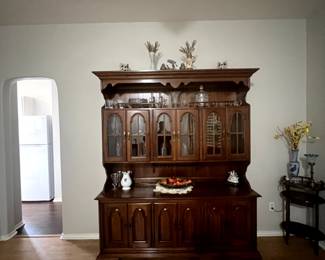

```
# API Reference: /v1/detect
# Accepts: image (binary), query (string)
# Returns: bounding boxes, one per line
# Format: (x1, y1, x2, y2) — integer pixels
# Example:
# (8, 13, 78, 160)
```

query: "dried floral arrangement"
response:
(179, 40, 197, 69)
(179, 40, 197, 59)
(145, 41, 160, 53)
(145, 41, 162, 70)
(274, 121, 319, 150)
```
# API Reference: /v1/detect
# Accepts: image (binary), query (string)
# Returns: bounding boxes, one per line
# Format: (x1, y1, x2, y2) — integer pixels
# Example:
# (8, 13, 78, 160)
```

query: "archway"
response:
(1, 77, 62, 238)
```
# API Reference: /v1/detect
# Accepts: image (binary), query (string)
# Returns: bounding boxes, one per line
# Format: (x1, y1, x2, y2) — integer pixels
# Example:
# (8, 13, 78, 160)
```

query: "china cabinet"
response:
(94, 69, 261, 259)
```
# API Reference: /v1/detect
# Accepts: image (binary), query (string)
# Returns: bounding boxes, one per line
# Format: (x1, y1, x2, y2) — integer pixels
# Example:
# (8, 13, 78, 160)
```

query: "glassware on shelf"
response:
(304, 153, 319, 181)
(149, 93, 155, 104)
(111, 171, 123, 190)
(105, 99, 114, 109)
(195, 85, 208, 106)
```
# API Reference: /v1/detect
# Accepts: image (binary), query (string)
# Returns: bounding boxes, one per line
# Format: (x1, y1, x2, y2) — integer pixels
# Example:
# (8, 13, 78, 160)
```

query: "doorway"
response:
(15, 78, 62, 236)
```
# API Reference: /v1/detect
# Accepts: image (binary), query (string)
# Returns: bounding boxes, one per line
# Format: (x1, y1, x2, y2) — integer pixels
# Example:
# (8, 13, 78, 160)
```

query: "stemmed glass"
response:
(111, 171, 123, 190)
(304, 153, 319, 181)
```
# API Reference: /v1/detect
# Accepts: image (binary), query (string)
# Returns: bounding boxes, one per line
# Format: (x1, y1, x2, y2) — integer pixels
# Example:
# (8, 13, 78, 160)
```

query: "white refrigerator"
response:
(19, 115, 55, 201)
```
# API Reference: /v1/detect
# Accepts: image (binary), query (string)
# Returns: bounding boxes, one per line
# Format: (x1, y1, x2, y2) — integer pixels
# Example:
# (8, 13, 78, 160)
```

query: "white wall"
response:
(0, 80, 22, 240)
(0, 20, 306, 236)
(307, 14, 325, 234)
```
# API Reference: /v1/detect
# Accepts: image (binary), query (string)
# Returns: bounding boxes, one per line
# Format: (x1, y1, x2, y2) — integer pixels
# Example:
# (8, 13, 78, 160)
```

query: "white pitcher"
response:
(121, 171, 132, 190)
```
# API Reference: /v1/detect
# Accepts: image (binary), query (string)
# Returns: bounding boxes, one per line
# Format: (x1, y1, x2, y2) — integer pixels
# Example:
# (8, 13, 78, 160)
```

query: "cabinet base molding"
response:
(97, 250, 262, 259)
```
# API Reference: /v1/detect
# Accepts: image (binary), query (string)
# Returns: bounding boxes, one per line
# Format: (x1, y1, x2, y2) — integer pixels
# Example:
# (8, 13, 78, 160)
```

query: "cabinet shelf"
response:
(281, 221, 325, 241)
(281, 190, 325, 207)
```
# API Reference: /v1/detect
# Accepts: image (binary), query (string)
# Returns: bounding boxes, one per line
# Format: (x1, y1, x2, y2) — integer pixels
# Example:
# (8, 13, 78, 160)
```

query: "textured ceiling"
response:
(0, 0, 324, 26)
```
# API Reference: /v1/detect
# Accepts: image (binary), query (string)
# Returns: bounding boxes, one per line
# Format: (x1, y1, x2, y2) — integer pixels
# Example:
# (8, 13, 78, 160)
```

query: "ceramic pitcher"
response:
(121, 171, 132, 190)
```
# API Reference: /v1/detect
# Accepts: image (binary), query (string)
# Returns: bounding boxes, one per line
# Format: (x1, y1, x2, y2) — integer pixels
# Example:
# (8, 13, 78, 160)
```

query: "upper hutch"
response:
(94, 69, 261, 259)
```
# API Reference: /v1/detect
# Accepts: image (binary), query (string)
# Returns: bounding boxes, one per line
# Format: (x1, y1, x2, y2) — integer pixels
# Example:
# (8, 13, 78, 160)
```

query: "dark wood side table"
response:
(280, 176, 325, 255)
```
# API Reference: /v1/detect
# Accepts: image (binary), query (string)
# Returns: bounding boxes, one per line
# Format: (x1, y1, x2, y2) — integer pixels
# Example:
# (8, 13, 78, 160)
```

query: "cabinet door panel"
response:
(176, 109, 199, 161)
(128, 203, 152, 248)
(102, 110, 125, 162)
(153, 110, 176, 161)
(127, 110, 150, 161)
(178, 202, 201, 247)
(226, 106, 250, 160)
(205, 202, 226, 247)
(227, 200, 252, 247)
(154, 203, 177, 247)
(103, 203, 128, 248)
(202, 108, 226, 160)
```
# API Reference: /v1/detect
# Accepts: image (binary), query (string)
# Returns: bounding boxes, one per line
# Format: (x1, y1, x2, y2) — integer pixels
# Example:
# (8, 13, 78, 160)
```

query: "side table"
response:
(280, 176, 325, 255)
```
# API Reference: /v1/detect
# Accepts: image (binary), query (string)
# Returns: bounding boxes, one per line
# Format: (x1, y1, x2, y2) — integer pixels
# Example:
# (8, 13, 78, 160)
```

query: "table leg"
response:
(285, 197, 290, 245)
(314, 202, 319, 255)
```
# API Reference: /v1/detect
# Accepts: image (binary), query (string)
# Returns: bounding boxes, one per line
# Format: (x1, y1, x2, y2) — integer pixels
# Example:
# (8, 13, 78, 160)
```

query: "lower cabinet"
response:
(227, 200, 252, 247)
(154, 202, 201, 248)
(98, 197, 259, 259)
(205, 201, 227, 248)
(205, 199, 252, 249)
(154, 203, 177, 247)
(100, 203, 152, 249)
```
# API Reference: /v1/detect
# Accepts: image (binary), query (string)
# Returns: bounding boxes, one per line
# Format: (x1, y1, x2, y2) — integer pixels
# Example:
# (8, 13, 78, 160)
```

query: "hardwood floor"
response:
(17, 202, 62, 236)
(0, 237, 324, 259)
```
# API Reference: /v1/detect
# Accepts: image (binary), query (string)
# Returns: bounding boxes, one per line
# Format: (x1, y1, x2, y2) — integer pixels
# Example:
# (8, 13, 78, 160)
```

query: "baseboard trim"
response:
(0, 221, 25, 241)
(257, 230, 283, 237)
(15, 221, 24, 230)
(53, 198, 62, 202)
(0, 230, 17, 241)
(60, 233, 99, 240)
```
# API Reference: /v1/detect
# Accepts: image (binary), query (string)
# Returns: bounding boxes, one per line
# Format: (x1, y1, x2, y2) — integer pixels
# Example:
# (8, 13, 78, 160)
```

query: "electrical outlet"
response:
(269, 202, 275, 212)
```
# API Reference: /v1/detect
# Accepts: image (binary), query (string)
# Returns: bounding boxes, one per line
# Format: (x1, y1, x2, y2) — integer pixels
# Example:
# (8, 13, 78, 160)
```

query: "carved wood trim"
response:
(93, 69, 259, 94)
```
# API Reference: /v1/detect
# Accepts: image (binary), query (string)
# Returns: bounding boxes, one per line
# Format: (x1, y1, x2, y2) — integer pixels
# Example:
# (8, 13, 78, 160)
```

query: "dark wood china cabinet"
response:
(94, 69, 261, 259)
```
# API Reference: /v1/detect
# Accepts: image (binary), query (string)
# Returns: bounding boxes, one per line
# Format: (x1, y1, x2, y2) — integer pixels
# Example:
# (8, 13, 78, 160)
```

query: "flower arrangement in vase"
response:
(179, 40, 197, 69)
(274, 121, 319, 177)
(145, 41, 161, 70)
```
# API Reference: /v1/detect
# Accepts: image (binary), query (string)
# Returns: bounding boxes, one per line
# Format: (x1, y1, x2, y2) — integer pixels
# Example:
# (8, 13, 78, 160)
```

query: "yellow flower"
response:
(274, 121, 318, 150)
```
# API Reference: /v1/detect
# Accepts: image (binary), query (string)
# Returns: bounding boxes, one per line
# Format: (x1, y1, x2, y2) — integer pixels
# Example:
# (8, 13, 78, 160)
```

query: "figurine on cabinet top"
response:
(227, 170, 239, 185)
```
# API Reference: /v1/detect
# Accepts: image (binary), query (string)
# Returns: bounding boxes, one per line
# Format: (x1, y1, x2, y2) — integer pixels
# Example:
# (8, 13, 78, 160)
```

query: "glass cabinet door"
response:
(227, 106, 250, 160)
(153, 110, 175, 160)
(176, 109, 199, 160)
(127, 110, 150, 161)
(103, 110, 125, 162)
(202, 109, 226, 160)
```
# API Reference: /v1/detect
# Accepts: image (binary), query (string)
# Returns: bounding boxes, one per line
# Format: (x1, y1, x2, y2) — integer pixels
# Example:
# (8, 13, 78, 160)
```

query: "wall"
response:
(0, 80, 23, 240)
(307, 14, 325, 234)
(0, 20, 306, 237)
(0, 83, 9, 238)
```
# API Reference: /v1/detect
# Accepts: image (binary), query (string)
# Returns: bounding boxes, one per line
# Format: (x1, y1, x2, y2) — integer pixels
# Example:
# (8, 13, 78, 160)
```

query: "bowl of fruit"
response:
(158, 177, 193, 189)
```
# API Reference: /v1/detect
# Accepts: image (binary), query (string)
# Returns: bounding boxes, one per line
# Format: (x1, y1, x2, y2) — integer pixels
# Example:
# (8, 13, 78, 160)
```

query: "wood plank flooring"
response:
(17, 202, 62, 236)
(0, 236, 324, 259)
